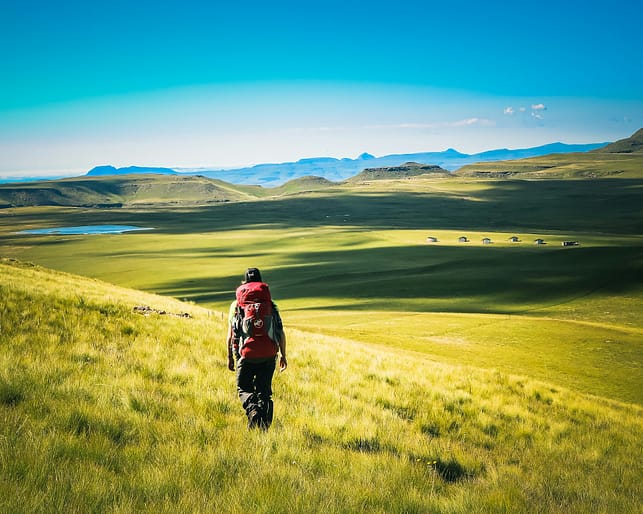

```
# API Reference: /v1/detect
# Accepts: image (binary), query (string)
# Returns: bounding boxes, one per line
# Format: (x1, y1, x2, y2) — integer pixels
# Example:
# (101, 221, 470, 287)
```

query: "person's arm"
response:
(278, 331, 287, 372)
(226, 300, 237, 371)
(226, 323, 235, 371)
(272, 302, 287, 371)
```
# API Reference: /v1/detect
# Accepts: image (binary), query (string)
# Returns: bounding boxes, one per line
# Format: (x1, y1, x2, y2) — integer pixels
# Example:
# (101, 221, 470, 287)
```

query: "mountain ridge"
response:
(2, 137, 632, 187)
(87, 165, 177, 176)
(183, 141, 608, 186)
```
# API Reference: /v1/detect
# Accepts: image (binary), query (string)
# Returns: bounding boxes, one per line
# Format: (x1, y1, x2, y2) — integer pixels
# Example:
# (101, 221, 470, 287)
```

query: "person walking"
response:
(226, 268, 287, 429)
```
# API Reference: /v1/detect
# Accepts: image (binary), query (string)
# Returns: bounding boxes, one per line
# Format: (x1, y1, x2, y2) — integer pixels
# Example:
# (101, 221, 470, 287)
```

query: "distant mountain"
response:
(474, 142, 607, 160)
(185, 142, 608, 186)
(593, 128, 643, 154)
(87, 165, 177, 176)
(0, 140, 607, 187)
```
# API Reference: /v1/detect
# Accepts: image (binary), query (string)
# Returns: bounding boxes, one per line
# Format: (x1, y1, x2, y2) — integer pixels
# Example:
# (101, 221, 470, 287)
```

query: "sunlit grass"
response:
(2, 201, 642, 406)
(1, 258, 642, 512)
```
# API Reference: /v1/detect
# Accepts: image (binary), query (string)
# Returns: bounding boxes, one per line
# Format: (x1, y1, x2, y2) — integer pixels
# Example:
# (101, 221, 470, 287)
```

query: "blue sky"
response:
(1, 0, 642, 177)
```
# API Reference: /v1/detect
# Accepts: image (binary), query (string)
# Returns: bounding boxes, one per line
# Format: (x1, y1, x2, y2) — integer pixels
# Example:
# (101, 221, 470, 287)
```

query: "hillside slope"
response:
(593, 127, 643, 154)
(455, 151, 643, 179)
(1, 258, 641, 513)
(456, 128, 643, 179)
(0, 174, 261, 208)
(272, 175, 337, 195)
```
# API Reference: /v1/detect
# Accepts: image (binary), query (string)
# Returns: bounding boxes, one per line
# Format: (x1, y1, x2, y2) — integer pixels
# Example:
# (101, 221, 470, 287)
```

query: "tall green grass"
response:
(1, 258, 642, 512)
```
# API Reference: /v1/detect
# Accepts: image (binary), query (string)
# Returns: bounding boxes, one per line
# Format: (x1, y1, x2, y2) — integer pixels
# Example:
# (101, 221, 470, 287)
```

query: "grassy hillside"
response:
(0, 174, 262, 208)
(455, 152, 643, 179)
(1, 258, 642, 513)
(0, 173, 352, 207)
(271, 175, 338, 195)
(593, 127, 643, 154)
(457, 129, 643, 178)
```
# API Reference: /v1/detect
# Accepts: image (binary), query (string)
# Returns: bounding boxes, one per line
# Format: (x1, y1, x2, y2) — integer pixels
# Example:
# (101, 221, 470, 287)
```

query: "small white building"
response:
(426, 236, 438, 243)
(458, 236, 468, 243)
(482, 238, 492, 245)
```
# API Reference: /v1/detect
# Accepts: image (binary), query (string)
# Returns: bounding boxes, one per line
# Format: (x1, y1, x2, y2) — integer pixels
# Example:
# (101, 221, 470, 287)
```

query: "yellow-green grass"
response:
(285, 310, 643, 404)
(1, 174, 641, 408)
(2, 205, 641, 399)
(1, 258, 642, 513)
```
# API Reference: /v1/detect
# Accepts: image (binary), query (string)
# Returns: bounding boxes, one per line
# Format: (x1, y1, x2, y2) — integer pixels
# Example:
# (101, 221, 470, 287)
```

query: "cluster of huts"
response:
(425, 236, 580, 246)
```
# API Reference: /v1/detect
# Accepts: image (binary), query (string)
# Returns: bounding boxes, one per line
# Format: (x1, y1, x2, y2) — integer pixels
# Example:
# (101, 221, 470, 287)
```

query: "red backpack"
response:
(234, 282, 279, 359)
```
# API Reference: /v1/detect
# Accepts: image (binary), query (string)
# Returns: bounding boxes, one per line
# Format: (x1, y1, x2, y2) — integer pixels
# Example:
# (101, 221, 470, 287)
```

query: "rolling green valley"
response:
(1, 138, 642, 512)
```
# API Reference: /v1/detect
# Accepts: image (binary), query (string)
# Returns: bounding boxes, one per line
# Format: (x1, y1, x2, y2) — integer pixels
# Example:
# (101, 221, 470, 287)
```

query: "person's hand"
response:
(279, 356, 288, 372)
(227, 355, 235, 371)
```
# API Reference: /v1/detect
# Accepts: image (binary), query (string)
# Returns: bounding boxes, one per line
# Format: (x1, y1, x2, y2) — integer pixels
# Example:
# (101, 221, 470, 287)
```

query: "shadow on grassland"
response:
(154, 178, 642, 235)
(4, 179, 641, 236)
(157, 244, 643, 314)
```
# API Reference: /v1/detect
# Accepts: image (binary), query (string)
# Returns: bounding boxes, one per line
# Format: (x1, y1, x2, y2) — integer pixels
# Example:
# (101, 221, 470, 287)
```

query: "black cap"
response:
(244, 268, 262, 283)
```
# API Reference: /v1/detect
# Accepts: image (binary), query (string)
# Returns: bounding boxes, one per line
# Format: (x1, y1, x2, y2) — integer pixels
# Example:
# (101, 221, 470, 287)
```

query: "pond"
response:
(17, 225, 153, 235)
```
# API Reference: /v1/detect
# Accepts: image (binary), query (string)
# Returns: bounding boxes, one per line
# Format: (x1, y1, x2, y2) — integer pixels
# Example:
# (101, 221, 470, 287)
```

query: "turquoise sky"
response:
(1, 0, 642, 176)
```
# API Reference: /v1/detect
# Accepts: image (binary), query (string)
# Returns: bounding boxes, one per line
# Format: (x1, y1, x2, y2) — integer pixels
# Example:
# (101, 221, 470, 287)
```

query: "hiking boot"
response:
(256, 399, 273, 431)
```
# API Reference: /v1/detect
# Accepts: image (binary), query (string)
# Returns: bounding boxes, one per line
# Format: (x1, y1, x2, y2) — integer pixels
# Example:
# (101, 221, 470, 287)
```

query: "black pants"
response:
(236, 357, 276, 428)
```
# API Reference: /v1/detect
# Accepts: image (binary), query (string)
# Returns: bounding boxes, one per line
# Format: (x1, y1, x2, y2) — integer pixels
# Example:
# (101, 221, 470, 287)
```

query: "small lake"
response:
(17, 225, 153, 235)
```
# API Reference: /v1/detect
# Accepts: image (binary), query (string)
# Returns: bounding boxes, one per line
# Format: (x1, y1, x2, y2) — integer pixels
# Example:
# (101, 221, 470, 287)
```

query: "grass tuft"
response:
(0, 378, 25, 407)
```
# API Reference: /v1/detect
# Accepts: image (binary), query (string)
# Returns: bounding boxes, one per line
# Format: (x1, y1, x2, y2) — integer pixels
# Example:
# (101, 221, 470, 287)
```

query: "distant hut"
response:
(426, 236, 438, 243)
(534, 238, 545, 245)
(458, 236, 469, 243)
(509, 236, 520, 243)
(482, 237, 492, 245)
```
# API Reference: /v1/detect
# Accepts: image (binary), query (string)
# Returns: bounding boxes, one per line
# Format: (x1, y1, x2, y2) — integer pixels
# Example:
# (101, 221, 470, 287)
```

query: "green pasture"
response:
(1, 259, 642, 513)
(1, 175, 641, 407)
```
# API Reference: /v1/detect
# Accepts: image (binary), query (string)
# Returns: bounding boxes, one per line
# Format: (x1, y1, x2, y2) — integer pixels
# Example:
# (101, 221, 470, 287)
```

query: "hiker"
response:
(226, 268, 287, 429)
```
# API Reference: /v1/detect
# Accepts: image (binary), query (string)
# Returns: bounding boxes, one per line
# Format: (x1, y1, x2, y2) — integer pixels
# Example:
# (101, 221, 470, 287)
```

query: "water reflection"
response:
(17, 225, 153, 235)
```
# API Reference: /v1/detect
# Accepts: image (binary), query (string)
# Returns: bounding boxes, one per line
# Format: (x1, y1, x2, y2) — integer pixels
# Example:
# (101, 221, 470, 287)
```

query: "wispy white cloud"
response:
(448, 117, 495, 127)
(504, 103, 547, 121)
(530, 103, 547, 121)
